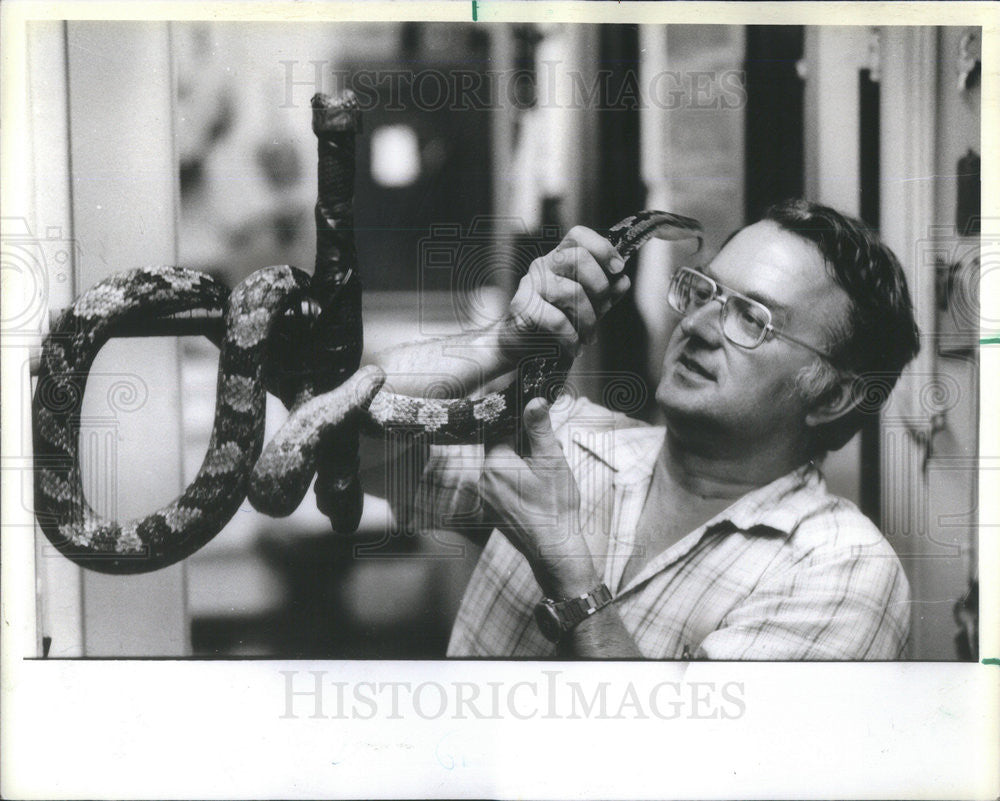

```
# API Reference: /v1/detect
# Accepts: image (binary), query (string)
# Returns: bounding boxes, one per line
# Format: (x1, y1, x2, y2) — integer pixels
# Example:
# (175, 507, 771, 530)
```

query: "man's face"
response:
(655, 220, 852, 449)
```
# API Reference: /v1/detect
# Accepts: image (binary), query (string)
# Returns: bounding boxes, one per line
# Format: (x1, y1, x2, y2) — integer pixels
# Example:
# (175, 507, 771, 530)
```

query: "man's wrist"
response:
(538, 557, 600, 601)
(534, 582, 613, 644)
(529, 516, 599, 599)
(488, 318, 518, 373)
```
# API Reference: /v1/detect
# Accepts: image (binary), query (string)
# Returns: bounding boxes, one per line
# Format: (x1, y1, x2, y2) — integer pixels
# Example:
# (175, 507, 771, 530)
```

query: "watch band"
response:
(561, 583, 614, 627)
(534, 583, 614, 642)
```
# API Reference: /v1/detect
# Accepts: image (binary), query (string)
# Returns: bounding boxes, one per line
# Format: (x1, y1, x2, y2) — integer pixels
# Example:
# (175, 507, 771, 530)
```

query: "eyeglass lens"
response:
(669, 269, 771, 348)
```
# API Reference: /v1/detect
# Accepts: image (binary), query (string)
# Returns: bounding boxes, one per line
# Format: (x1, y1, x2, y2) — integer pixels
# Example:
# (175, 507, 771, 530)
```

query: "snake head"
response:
(608, 210, 704, 265)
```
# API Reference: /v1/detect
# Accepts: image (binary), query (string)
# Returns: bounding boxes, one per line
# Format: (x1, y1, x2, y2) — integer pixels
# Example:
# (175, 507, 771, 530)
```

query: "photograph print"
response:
(10, 18, 983, 663)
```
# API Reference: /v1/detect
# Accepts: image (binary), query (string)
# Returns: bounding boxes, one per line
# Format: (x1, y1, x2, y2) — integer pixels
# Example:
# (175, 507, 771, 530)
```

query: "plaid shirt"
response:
(413, 397, 911, 660)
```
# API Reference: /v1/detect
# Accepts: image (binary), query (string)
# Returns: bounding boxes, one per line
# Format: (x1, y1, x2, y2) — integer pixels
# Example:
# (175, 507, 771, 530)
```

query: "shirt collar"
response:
(570, 425, 663, 485)
(716, 462, 825, 535)
(570, 426, 828, 538)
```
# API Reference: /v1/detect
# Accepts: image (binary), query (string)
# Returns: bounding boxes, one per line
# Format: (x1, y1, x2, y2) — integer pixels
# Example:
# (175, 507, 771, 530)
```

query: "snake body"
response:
(31, 97, 703, 574)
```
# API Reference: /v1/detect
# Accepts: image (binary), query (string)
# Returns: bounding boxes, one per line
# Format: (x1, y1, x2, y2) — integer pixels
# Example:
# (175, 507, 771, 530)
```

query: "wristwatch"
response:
(533, 583, 614, 643)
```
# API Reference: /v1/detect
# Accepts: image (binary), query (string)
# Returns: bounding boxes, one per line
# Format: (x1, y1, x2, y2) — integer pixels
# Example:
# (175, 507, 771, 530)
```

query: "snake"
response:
(31, 96, 703, 575)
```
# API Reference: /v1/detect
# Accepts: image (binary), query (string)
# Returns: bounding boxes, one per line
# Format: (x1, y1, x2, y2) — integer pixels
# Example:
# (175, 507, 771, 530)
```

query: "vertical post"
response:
(1, 19, 77, 662)
(559, 24, 602, 402)
(746, 25, 805, 220)
(878, 27, 940, 657)
(489, 25, 518, 304)
(596, 24, 651, 419)
(801, 26, 870, 509)
(802, 27, 865, 213)
(63, 22, 189, 655)
(31, 21, 83, 657)
(858, 53, 883, 525)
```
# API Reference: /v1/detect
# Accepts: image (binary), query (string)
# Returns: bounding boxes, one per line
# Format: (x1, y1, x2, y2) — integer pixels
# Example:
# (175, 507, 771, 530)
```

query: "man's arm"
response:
(369, 322, 513, 398)
(695, 531, 911, 660)
(369, 225, 629, 399)
(564, 604, 644, 659)
(372, 226, 638, 654)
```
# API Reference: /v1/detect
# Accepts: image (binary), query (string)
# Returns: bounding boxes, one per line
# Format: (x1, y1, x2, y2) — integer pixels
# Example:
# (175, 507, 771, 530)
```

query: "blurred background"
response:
(20, 21, 982, 659)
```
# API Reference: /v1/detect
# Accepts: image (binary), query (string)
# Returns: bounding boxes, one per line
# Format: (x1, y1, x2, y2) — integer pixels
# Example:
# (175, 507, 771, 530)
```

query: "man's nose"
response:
(679, 299, 724, 345)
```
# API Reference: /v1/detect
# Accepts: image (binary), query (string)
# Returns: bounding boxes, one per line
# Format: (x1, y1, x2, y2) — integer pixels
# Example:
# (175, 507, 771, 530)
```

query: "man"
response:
(376, 199, 920, 659)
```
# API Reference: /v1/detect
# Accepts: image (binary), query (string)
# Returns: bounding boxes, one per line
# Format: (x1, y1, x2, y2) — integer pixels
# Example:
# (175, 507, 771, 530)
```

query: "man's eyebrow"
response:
(744, 288, 789, 315)
(701, 265, 789, 314)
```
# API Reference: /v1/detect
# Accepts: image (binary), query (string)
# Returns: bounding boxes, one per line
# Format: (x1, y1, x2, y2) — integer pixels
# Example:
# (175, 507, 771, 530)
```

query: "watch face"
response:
(533, 602, 563, 643)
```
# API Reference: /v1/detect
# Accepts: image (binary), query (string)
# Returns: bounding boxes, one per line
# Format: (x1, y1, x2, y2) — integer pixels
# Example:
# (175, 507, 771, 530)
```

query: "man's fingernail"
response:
(610, 256, 625, 274)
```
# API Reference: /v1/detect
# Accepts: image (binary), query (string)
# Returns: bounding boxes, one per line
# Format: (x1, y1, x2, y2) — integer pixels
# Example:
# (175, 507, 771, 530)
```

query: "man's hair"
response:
(762, 199, 921, 454)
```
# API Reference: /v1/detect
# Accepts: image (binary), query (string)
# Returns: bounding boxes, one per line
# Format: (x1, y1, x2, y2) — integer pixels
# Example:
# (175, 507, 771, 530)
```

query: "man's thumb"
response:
(523, 397, 557, 452)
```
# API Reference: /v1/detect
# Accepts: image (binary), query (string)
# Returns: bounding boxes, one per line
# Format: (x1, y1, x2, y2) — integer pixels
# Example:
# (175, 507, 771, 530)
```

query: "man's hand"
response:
(480, 397, 599, 600)
(481, 398, 643, 657)
(499, 226, 630, 364)
(371, 225, 627, 398)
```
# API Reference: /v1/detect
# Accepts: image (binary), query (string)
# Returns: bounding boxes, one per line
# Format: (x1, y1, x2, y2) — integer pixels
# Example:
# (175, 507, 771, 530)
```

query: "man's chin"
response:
(655, 382, 713, 421)
(656, 363, 715, 398)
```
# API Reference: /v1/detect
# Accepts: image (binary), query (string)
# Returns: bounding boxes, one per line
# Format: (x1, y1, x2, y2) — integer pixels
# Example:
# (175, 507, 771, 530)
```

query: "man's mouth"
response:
(677, 352, 716, 381)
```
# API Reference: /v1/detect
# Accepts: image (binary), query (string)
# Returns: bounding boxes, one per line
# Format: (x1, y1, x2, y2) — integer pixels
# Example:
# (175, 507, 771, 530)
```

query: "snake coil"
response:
(31, 92, 703, 574)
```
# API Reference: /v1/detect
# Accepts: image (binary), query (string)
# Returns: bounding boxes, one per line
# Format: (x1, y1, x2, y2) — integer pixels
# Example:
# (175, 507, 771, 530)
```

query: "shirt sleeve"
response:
(695, 539, 912, 660)
(374, 441, 490, 540)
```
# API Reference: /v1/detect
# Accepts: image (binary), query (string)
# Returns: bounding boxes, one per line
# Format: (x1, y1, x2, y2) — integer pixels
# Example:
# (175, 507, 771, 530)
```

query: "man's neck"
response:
(658, 427, 809, 501)
(623, 424, 813, 588)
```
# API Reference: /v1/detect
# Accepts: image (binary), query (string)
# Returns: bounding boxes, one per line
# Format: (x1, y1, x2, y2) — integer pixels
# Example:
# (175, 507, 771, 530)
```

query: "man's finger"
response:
(522, 397, 562, 459)
(527, 267, 599, 343)
(557, 225, 626, 275)
(548, 246, 612, 294)
(508, 289, 582, 355)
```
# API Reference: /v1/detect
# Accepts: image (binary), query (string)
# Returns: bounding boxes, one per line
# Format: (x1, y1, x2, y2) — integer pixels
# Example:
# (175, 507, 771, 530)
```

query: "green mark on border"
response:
(980, 336, 1000, 345)
(983, 658, 1000, 666)
(472, 0, 478, 21)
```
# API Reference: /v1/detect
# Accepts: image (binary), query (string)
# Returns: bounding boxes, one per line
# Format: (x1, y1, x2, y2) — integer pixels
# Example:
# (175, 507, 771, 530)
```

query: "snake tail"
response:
(310, 91, 366, 534)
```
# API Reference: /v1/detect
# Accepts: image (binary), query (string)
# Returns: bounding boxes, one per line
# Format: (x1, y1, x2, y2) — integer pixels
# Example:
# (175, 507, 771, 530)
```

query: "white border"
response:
(2, 2, 998, 799)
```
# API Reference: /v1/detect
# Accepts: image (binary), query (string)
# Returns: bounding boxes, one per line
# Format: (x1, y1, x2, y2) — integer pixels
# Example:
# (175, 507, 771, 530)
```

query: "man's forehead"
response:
(706, 221, 835, 310)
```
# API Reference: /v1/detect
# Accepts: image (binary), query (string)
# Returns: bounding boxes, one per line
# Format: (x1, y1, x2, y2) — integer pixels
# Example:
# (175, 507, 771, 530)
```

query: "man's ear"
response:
(804, 373, 858, 427)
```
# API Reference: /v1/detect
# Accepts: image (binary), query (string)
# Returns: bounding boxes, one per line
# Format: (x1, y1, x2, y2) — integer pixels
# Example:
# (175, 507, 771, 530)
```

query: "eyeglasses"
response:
(667, 267, 835, 360)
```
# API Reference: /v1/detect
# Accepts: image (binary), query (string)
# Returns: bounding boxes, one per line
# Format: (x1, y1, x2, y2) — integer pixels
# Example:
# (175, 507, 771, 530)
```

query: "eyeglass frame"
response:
(667, 266, 837, 362)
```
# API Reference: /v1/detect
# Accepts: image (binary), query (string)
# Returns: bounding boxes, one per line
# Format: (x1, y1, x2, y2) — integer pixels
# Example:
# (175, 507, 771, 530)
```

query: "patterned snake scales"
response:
(32, 92, 703, 574)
